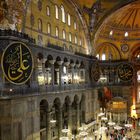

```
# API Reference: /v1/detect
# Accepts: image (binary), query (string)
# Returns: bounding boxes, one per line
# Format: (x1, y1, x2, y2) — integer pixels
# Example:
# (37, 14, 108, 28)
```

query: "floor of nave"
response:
(80, 129, 136, 140)
(76, 121, 137, 140)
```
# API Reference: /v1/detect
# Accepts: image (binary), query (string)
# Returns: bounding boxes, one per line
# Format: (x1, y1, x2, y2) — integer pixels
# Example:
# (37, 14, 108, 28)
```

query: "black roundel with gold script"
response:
(1, 42, 33, 85)
(117, 63, 133, 82)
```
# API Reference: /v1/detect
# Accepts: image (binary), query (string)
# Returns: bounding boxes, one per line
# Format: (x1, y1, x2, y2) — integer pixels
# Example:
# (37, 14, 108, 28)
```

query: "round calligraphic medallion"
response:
(121, 44, 129, 53)
(1, 42, 33, 85)
(117, 63, 133, 82)
(91, 61, 100, 82)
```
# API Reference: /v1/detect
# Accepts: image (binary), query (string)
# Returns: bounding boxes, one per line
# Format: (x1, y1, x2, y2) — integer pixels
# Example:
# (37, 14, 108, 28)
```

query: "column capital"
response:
(57, 60, 63, 65)
(70, 62, 75, 67)
(49, 60, 55, 64)
(64, 61, 70, 66)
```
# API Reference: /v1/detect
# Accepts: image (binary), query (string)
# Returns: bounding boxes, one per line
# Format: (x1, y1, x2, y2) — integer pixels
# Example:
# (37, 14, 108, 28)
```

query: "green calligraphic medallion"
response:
(117, 63, 133, 82)
(1, 42, 33, 85)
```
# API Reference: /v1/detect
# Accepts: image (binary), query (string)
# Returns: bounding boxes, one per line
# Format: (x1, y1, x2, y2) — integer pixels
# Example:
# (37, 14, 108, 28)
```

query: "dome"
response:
(94, 0, 140, 60)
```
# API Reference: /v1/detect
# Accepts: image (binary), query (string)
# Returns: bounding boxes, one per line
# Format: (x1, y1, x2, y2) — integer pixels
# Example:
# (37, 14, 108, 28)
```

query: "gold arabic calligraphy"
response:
(118, 65, 133, 81)
(3, 43, 32, 84)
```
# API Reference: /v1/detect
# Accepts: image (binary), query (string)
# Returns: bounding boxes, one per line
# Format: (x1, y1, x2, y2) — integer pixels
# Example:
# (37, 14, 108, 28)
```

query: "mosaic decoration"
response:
(117, 63, 133, 82)
(1, 42, 33, 85)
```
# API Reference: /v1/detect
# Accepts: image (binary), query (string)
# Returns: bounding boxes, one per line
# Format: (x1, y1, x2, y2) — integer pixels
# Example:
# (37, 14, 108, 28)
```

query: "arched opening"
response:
(62, 96, 71, 129)
(37, 53, 45, 85)
(71, 95, 79, 137)
(54, 57, 61, 85)
(44, 60, 52, 85)
(53, 98, 62, 139)
(40, 99, 49, 140)
(79, 95, 85, 125)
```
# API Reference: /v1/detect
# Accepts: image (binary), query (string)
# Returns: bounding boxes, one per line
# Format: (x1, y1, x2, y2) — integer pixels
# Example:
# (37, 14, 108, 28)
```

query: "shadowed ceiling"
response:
(77, 0, 122, 9)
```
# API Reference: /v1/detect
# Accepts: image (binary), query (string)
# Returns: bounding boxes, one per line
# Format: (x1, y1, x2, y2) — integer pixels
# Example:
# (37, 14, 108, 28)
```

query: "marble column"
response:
(57, 61, 63, 87)
(49, 60, 55, 85)
(57, 107, 62, 138)
(68, 103, 72, 135)
(70, 63, 75, 84)
(46, 111, 51, 140)
(76, 102, 80, 130)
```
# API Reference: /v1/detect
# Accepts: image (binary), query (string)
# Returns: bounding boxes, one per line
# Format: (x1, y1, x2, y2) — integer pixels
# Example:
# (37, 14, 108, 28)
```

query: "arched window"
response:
(74, 35, 77, 44)
(55, 5, 59, 19)
(47, 23, 51, 34)
(55, 27, 59, 37)
(74, 21, 77, 30)
(96, 54, 99, 59)
(102, 54, 106, 60)
(38, 35, 43, 46)
(68, 13, 71, 26)
(79, 38, 82, 46)
(62, 30, 66, 39)
(69, 33, 72, 42)
(46, 6, 50, 16)
(38, 18, 42, 32)
(61, 5, 65, 23)
(109, 52, 113, 60)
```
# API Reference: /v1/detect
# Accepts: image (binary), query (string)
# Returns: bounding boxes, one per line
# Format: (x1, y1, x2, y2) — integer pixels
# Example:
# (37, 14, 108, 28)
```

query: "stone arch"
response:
(37, 52, 44, 60)
(129, 43, 140, 60)
(53, 97, 62, 138)
(47, 54, 53, 61)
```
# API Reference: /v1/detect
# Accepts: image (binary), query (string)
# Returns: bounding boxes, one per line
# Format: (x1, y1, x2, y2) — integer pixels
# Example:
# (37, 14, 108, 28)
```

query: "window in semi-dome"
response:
(109, 30, 113, 36)
(109, 52, 113, 60)
(46, 6, 50, 16)
(55, 27, 59, 37)
(38, 18, 42, 32)
(69, 33, 72, 42)
(68, 13, 71, 26)
(102, 54, 106, 60)
(74, 35, 77, 44)
(62, 30, 66, 39)
(61, 5, 65, 23)
(55, 5, 59, 19)
(124, 31, 128, 37)
(96, 54, 99, 59)
(74, 21, 77, 30)
(79, 38, 82, 46)
(47, 23, 51, 34)
(137, 55, 140, 59)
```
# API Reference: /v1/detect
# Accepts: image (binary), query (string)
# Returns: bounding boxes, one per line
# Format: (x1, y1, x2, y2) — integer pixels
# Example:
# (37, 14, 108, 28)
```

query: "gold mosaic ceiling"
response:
(95, 0, 140, 42)
(94, 0, 140, 60)
(106, 1, 140, 30)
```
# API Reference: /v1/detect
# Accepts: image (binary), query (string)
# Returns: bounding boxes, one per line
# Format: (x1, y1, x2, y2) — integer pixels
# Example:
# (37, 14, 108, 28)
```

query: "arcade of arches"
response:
(1, 0, 140, 140)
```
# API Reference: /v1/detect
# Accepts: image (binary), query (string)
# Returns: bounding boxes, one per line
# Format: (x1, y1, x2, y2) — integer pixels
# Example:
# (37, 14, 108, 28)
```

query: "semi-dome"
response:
(94, 0, 140, 60)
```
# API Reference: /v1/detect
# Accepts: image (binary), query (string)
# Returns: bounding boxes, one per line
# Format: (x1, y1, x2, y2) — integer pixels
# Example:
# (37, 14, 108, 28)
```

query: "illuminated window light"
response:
(124, 32, 128, 37)
(96, 54, 99, 59)
(63, 66, 66, 74)
(102, 54, 106, 60)
(109, 30, 113, 36)
(9, 88, 13, 92)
